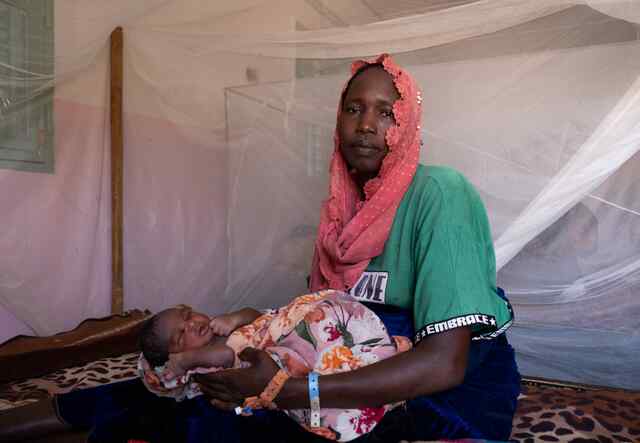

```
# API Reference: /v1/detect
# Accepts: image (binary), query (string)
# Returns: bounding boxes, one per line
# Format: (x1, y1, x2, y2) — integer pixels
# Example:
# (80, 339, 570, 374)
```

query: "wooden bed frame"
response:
(0, 309, 148, 384)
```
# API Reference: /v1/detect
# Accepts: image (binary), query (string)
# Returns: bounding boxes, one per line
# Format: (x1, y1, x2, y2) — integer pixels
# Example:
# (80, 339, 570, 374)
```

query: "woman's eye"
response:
(345, 105, 359, 114)
(381, 109, 394, 118)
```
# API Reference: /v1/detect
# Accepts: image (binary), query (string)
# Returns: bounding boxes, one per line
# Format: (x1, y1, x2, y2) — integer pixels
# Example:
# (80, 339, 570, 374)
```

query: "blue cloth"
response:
(360, 300, 520, 442)
(57, 295, 520, 443)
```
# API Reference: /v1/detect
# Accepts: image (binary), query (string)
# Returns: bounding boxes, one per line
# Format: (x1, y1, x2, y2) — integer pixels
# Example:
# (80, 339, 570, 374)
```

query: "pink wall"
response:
(0, 99, 111, 336)
(0, 97, 229, 338)
(122, 110, 228, 316)
(0, 305, 34, 344)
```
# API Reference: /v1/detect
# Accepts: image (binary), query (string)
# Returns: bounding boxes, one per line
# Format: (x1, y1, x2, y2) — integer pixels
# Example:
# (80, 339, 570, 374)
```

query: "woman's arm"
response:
(279, 326, 470, 408)
(195, 326, 471, 410)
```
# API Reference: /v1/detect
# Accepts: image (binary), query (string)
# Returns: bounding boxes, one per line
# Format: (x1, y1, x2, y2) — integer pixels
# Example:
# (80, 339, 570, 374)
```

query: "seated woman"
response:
(4, 54, 520, 443)
(138, 291, 411, 441)
(192, 54, 521, 442)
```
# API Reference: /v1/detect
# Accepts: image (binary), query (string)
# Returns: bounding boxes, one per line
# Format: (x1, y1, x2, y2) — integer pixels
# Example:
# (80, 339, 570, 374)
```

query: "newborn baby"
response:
(138, 290, 411, 442)
(139, 303, 259, 383)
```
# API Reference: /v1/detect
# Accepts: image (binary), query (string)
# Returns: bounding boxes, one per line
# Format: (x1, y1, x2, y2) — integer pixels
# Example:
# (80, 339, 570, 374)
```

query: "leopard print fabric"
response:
(2, 354, 639, 443)
(0, 352, 139, 411)
(511, 382, 640, 443)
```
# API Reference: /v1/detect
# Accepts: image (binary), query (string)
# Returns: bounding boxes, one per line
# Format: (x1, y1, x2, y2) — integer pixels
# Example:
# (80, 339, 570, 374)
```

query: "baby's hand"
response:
(209, 314, 238, 336)
(164, 353, 188, 381)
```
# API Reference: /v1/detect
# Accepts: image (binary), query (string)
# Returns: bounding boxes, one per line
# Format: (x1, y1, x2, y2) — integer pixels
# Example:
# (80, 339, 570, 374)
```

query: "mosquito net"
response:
(0, 0, 638, 389)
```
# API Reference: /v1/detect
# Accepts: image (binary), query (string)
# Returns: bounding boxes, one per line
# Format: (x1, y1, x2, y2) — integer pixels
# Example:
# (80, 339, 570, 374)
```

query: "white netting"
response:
(0, 0, 638, 389)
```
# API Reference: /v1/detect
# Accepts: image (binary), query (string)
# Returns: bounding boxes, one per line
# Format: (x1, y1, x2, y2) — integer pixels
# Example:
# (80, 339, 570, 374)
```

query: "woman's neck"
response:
(352, 171, 376, 199)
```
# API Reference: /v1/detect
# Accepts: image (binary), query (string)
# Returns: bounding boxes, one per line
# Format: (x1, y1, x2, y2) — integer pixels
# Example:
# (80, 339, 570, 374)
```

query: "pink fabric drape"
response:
(310, 54, 423, 291)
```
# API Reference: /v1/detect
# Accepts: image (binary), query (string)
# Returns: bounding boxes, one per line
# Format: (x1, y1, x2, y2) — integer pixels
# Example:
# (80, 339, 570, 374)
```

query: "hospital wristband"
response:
(308, 371, 321, 428)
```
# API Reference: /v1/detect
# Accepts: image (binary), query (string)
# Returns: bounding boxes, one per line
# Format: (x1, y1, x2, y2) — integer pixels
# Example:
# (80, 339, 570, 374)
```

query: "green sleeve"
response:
(412, 170, 511, 342)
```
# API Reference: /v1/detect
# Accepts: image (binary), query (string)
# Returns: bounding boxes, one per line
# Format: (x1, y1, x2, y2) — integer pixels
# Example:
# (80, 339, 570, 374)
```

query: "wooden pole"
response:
(110, 27, 124, 315)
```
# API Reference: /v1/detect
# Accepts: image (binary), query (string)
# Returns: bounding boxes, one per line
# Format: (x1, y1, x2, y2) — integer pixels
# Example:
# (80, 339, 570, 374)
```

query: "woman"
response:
(2, 54, 519, 443)
(193, 54, 520, 441)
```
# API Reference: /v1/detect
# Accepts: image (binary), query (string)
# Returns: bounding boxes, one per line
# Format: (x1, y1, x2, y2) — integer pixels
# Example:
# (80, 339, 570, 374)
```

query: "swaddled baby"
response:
(138, 290, 411, 442)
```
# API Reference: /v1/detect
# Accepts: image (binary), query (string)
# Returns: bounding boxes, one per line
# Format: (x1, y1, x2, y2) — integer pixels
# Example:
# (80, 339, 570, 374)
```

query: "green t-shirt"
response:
(347, 165, 513, 343)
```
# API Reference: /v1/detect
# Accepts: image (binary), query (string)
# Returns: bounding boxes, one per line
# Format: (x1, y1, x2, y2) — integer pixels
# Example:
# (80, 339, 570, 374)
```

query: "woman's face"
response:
(338, 66, 400, 182)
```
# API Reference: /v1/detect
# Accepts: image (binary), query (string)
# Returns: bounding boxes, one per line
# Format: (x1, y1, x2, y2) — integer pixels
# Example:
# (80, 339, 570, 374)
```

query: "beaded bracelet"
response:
(308, 371, 321, 428)
(237, 369, 290, 415)
(261, 368, 290, 403)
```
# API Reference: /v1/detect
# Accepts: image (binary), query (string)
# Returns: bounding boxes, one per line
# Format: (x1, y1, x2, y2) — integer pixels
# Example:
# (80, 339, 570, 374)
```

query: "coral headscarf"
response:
(310, 54, 423, 291)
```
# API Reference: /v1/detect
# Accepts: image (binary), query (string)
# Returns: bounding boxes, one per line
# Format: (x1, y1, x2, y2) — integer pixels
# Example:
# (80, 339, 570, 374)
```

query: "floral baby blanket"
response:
(140, 290, 411, 441)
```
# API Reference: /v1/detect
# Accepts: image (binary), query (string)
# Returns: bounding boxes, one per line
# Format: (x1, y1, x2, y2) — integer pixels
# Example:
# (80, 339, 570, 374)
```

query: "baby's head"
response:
(139, 305, 214, 367)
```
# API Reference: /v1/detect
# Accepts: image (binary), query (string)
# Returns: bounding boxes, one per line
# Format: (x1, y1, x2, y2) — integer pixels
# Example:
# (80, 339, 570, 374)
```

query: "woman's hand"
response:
(193, 348, 279, 410)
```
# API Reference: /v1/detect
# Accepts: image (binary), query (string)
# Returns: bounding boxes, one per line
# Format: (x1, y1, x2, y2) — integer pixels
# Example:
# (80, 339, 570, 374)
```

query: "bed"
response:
(1, 314, 638, 443)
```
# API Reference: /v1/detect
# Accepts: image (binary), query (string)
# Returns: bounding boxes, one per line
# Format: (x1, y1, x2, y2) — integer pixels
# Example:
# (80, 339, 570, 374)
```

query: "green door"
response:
(0, 0, 53, 173)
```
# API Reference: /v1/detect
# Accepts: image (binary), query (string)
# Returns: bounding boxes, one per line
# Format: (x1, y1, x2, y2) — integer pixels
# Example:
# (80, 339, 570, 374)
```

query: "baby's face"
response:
(158, 305, 213, 353)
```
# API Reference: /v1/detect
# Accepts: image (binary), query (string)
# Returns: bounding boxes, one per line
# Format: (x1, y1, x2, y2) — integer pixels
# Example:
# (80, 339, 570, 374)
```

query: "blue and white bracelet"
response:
(308, 371, 321, 427)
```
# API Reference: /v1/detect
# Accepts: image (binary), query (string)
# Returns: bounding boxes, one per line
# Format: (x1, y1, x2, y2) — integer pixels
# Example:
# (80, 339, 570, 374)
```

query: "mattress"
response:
(1, 353, 638, 442)
(0, 352, 139, 411)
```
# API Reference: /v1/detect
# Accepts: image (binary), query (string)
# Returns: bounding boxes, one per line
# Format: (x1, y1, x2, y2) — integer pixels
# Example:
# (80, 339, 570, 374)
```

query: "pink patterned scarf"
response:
(310, 54, 423, 291)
